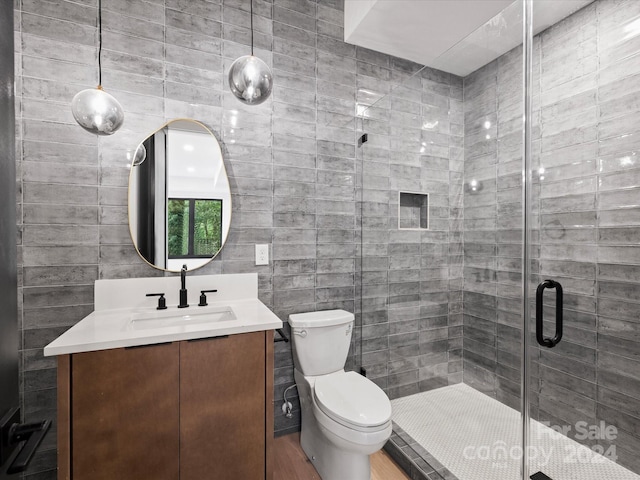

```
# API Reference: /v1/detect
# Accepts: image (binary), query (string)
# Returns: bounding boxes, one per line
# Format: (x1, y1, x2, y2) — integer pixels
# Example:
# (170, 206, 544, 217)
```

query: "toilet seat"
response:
(313, 371, 391, 431)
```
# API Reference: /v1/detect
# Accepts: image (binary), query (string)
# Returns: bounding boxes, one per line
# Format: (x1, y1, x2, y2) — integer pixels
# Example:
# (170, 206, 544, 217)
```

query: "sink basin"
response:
(127, 306, 236, 331)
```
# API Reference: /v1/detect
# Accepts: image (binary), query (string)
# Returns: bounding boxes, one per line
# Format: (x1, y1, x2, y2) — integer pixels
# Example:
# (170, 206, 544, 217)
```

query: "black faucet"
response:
(178, 264, 189, 308)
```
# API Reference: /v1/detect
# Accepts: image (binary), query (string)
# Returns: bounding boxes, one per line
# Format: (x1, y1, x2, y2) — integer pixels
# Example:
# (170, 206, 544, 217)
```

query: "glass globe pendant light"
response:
(228, 0, 273, 105)
(71, 0, 124, 135)
(131, 142, 147, 167)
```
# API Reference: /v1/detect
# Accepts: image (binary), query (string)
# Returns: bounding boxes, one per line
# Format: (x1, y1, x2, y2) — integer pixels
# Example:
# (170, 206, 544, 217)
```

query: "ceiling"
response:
(344, 0, 594, 77)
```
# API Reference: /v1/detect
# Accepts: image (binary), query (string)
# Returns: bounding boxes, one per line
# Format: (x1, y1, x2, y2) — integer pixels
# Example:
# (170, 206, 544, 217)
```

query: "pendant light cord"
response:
(250, 0, 254, 56)
(98, 0, 102, 86)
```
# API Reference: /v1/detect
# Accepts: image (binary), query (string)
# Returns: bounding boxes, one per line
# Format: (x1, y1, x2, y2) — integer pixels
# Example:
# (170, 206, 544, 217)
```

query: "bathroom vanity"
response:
(45, 273, 281, 480)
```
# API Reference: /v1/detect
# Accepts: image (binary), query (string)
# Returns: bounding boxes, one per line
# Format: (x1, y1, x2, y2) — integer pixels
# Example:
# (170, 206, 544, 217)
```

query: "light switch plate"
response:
(255, 244, 269, 266)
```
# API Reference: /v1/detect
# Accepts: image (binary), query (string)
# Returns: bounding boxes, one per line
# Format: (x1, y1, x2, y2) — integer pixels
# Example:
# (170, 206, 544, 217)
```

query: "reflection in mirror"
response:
(128, 119, 231, 272)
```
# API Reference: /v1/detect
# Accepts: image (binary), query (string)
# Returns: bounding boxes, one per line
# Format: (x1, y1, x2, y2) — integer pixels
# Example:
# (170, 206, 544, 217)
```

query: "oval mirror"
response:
(128, 119, 231, 272)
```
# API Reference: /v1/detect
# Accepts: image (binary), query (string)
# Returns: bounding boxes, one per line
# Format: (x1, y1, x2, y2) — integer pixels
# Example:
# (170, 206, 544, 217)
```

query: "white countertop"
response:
(43, 273, 283, 356)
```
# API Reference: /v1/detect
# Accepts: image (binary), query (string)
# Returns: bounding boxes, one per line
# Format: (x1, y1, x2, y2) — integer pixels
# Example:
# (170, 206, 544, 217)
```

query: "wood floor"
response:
(273, 432, 410, 480)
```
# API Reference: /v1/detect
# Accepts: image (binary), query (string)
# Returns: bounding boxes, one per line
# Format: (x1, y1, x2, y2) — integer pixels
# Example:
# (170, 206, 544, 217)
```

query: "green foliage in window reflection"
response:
(168, 199, 222, 258)
(168, 199, 189, 256)
(194, 200, 222, 255)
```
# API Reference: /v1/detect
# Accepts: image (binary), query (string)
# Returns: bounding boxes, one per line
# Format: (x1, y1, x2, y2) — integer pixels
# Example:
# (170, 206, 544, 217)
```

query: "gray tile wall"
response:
(462, 0, 640, 474)
(359, 66, 465, 399)
(462, 46, 525, 410)
(12, 0, 417, 476)
(17, 0, 640, 476)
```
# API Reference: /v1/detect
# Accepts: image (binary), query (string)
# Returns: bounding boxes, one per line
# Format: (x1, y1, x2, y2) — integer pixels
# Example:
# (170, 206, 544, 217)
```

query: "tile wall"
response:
(462, 0, 640, 473)
(461, 46, 525, 409)
(16, 0, 640, 477)
(359, 68, 465, 398)
(12, 0, 421, 476)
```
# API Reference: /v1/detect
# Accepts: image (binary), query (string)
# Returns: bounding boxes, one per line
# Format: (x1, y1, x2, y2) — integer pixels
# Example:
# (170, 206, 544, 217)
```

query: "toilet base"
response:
(294, 369, 390, 480)
(300, 427, 371, 480)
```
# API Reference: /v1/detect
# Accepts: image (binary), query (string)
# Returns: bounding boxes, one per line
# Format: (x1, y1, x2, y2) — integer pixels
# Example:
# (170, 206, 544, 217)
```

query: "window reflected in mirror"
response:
(168, 198, 223, 259)
(128, 119, 231, 272)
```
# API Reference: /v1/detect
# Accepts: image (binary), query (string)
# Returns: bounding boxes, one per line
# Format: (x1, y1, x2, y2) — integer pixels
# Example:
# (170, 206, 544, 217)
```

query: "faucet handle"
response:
(198, 289, 218, 307)
(146, 293, 167, 310)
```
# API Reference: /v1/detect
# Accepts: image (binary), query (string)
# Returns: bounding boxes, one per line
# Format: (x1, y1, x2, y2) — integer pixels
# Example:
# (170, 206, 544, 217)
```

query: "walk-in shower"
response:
(355, 0, 640, 478)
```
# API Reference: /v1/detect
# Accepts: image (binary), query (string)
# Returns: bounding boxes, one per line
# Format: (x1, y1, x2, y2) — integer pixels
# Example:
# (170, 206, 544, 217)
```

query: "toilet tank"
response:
(288, 310, 354, 376)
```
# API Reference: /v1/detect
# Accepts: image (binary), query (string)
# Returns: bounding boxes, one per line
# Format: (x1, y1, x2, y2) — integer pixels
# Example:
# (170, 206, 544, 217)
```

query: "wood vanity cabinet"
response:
(57, 331, 274, 480)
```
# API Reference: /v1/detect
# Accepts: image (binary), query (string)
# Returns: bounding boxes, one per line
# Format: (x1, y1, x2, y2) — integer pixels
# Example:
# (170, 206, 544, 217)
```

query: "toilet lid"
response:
(314, 371, 391, 429)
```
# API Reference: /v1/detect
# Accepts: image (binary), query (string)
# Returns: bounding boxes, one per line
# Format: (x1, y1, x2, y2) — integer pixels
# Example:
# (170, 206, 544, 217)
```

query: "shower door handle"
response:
(535, 279, 563, 348)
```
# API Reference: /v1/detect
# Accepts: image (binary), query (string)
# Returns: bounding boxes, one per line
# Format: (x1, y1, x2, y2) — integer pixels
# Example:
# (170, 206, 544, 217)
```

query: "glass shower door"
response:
(356, 2, 529, 479)
(526, 0, 640, 478)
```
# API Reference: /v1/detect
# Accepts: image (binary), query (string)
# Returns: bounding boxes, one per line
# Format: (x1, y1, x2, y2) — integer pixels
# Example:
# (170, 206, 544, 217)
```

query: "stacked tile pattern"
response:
(461, 48, 526, 410)
(462, 0, 640, 474)
(359, 68, 465, 398)
(11, 0, 423, 476)
(15, 0, 640, 477)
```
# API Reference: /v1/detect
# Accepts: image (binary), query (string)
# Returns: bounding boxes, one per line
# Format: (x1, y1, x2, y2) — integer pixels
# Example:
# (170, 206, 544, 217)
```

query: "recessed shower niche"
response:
(398, 191, 429, 230)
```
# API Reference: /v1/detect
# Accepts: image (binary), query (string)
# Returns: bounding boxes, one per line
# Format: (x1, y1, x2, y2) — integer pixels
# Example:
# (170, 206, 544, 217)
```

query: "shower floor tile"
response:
(391, 384, 640, 480)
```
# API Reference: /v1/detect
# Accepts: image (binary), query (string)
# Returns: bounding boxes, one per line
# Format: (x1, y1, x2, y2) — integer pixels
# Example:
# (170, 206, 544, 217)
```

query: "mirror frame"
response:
(127, 118, 231, 273)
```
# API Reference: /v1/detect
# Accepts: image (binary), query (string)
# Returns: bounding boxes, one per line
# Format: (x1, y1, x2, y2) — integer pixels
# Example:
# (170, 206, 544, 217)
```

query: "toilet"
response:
(289, 309, 392, 480)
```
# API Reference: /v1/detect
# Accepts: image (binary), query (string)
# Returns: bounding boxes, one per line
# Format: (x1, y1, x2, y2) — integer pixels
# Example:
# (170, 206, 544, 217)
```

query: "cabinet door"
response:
(180, 332, 266, 480)
(71, 343, 179, 480)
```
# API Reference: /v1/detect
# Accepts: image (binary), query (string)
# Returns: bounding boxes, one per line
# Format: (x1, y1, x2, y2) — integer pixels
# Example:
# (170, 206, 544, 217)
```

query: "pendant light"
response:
(129, 143, 147, 167)
(71, 0, 124, 136)
(228, 0, 273, 105)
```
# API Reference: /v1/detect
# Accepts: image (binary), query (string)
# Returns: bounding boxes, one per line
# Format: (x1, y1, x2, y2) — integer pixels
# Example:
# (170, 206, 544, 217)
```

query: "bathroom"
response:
(1, 0, 640, 479)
